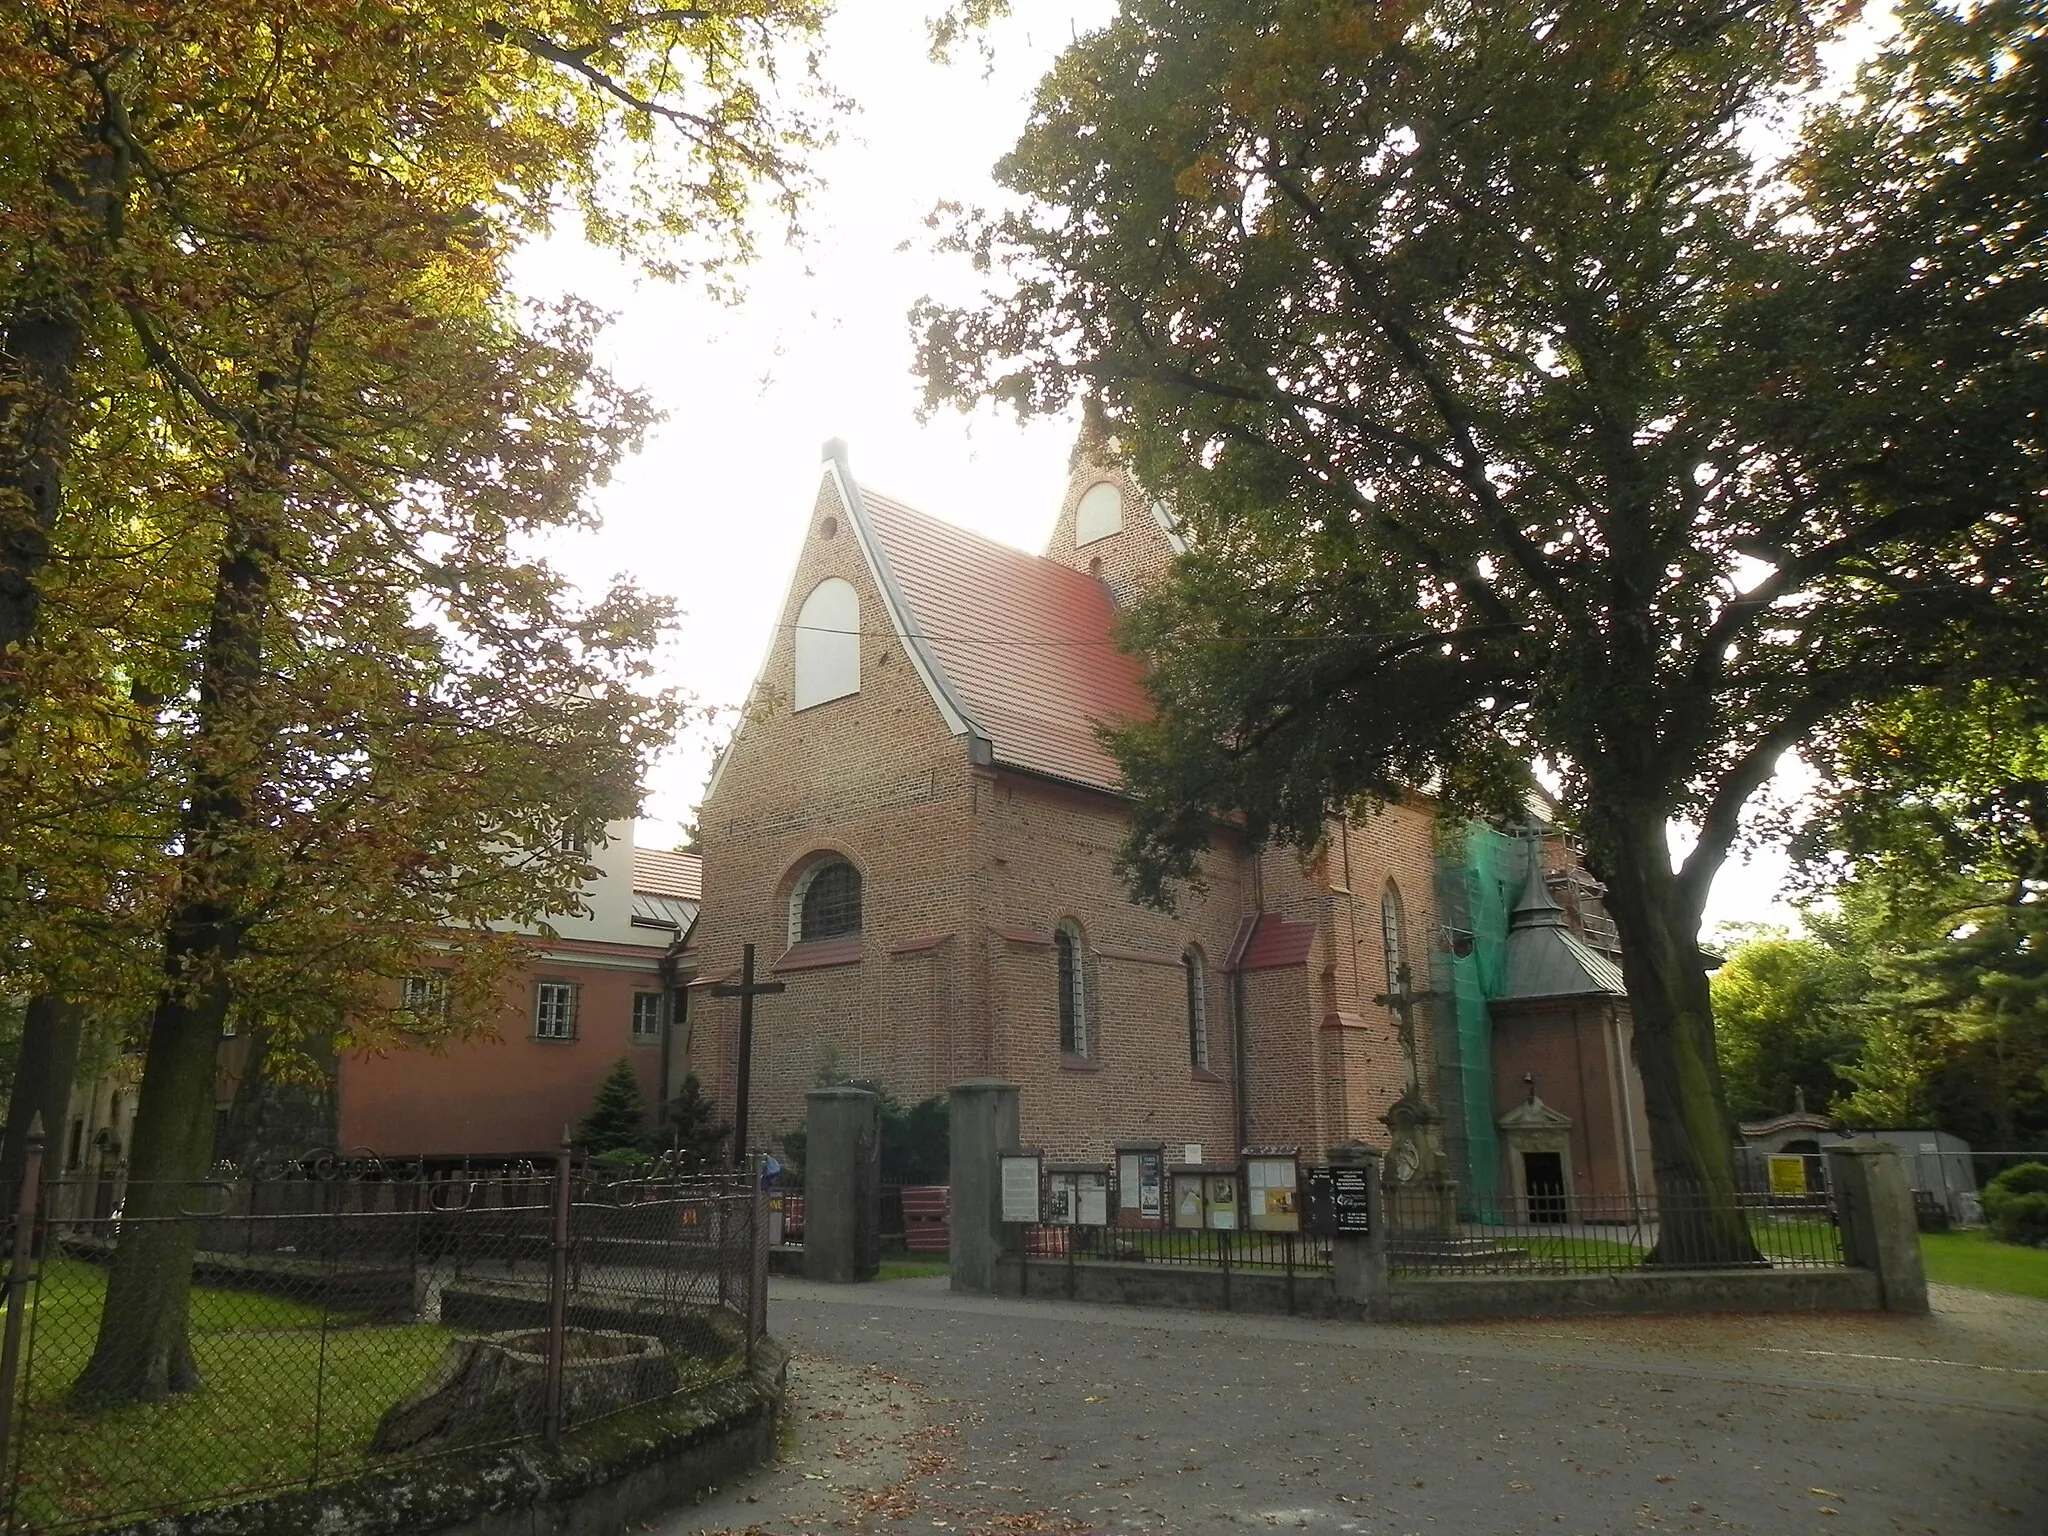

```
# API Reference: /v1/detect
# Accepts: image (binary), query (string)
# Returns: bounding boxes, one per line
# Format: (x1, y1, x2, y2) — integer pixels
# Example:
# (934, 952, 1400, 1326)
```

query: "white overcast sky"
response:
(515, 0, 1807, 934)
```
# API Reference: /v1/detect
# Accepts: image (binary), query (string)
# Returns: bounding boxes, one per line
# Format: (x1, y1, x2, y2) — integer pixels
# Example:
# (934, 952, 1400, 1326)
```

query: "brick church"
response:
(686, 438, 1655, 1210)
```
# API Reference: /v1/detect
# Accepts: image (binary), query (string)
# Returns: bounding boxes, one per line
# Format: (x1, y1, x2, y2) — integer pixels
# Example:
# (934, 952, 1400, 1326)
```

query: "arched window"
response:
(1184, 947, 1209, 1069)
(791, 858, 862, 943)
(1074, 481, 1123, 545)
(1056, 922, 1087, 1056)
(1380, 882, 1407, 1000)
(793, 578, 860, 710)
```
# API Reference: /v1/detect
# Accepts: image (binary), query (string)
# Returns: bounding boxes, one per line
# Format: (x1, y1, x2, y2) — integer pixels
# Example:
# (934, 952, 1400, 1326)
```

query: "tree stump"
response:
(371, 1327, 675, 1453)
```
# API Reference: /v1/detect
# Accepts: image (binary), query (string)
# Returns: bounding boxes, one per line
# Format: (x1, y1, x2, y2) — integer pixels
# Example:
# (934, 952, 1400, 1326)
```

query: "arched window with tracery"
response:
(1380, 882, 1407, 1000)
(1056, 921, 1087, 1056)
(790, 857, 862, 944)
(1184, 947, 1209, 1069)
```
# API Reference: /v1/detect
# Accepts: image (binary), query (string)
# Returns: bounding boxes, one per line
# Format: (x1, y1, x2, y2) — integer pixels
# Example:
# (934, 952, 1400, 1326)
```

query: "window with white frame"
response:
(401, 972, 448, 1022)
(631, 991, 664, 1043)
(1184, 947, 1209, 1068)
(1056, 922, 1087, 1056)
(534, 980, 579, 1040)
(790, 857, 862, 943)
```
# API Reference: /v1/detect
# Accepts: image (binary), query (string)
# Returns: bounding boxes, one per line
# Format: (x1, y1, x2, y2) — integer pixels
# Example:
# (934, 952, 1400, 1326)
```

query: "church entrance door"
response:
(1522, 1151, 1567, 1223)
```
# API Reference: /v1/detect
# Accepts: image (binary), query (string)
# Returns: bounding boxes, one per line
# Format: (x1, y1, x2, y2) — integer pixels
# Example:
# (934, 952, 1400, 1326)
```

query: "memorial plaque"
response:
(1001, 1153, 1043, 1224)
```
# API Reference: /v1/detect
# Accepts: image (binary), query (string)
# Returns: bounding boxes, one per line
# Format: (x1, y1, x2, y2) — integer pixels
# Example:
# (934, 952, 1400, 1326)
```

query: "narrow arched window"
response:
(1184, 947, 1209, 1069)
(1056, 922, 1086, 1056)
(793, 578, 860, 709)
(792, 858, 862, 942)
(1381, 882, 1407, 1000)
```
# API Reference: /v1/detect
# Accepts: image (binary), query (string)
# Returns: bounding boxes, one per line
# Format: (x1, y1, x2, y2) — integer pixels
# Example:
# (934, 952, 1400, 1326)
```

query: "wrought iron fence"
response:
(0, 1149, 764, 1534)
(1384, 1184, 1844, 1275)
(1018, 1221, 1332, 1272)
(1006, 1174, 1846, 1283)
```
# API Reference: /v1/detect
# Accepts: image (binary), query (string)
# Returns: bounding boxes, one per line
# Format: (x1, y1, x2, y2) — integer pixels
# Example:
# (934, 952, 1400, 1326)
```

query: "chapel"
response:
(685, 438, 1655, 1211)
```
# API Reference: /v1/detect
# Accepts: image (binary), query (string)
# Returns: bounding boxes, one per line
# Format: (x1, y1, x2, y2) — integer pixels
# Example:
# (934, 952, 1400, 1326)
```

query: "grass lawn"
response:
(10, 1260, 452, 1528)
(876, 1256, 950, 1281)
(1919, 1229, 2048, 1302)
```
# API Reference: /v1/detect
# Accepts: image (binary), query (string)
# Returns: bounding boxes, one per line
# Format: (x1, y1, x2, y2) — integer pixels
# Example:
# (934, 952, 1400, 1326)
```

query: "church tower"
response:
(1039, 424, 1185, 607)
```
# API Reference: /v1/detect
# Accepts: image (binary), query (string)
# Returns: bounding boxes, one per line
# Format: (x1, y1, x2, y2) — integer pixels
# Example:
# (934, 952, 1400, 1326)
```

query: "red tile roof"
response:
(632, 846, 702, 900)
(859, 489, 1151, 793)
(1237, 916, 1317, 971)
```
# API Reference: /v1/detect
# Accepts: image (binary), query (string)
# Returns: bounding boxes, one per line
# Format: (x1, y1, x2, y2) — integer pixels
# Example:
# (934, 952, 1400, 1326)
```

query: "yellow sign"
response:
(1768, 1155, 1808, 1196)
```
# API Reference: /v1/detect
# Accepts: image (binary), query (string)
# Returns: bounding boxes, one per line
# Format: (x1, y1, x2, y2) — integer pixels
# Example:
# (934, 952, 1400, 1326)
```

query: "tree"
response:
(917, 0, 2046, 1261)
(1791, 683, 2048, 1149)
(581, 1058, 651, 1159)
(0, 0, 832, 1260)
(1708, 931, 1868, 1123)
(0, 1, 834, 1404)
(664, 1072, 731, 1168)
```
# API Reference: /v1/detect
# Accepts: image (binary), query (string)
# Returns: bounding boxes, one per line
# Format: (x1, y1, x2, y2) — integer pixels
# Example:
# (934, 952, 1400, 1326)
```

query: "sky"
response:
(514, 0, 1807, 935)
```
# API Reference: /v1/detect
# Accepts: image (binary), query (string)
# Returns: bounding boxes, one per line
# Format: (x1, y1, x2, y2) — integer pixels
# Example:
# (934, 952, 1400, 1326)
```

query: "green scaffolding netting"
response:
(1431, 822, 1524, 1214)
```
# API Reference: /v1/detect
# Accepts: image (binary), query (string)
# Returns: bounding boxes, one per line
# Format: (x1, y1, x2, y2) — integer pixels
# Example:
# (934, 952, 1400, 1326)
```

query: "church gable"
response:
(1040, 442, 1185, 607)
(700, 459, 969, 825)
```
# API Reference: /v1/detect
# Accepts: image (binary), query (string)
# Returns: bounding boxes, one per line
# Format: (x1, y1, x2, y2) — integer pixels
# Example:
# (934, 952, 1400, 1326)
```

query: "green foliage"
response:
(914, 0, 2047, 1236)
(771, 1089, 949, 1185)
(1982, 1163, 2048, 1248)
(578, 1058, 649, 1158)
(663, 1072, 731, 1169)
(1709, 934, 1869, 1121)
(1783, 684, 2048, 1150)
(880, 1095, 950, 1186)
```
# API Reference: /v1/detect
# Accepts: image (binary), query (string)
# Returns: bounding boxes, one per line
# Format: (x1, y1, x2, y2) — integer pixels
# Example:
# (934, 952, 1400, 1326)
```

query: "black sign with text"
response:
(1305, 1165, 1373, 1235)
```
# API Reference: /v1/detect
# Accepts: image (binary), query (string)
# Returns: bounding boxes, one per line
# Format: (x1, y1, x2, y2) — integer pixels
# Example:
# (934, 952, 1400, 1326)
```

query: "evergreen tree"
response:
(579, 1058, 649, 1158)
(664, 1073, 731, 1169)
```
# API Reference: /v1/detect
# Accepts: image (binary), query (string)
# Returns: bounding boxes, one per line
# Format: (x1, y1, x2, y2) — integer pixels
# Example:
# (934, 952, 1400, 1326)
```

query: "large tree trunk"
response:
(1, 993, 84, 1193)
(72, 502, 274, 1404)
(0, 306, 85, 674)
(1593, 807, 1763, 1267)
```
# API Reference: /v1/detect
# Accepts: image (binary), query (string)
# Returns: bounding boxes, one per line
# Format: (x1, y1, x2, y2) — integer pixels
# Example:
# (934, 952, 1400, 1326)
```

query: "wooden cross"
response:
(710, 943, 784, 1170)
(1372, 962, 1437, 1099)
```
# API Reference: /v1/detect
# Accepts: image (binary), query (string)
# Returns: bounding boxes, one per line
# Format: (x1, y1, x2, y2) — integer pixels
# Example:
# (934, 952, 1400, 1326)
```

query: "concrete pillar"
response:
(1327, 1141, 1388, 1315)
(1825, 1137, 1929, 1313)
(804, 1087, 880, 1283)
(947, 1080, 1020, 1294)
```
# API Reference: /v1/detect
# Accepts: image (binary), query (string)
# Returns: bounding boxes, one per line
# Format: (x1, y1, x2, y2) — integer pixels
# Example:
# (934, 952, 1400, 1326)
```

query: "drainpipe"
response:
(656, 951, 679, 1131)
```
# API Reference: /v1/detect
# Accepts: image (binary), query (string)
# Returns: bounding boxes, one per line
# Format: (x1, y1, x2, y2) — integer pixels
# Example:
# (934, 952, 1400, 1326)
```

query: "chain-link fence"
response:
(0, 1153, 764, 1533)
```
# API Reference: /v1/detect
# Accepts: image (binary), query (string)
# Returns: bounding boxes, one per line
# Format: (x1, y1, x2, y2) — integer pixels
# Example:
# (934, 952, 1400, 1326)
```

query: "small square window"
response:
(402, 973, 448, 1021)
(535, 980, 579, 1040)
(631, 991, 664, 1042)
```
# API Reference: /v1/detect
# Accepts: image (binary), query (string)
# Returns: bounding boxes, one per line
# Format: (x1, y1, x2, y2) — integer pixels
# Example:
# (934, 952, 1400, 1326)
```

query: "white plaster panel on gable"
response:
(794, 577, 861, 710)
(1075, 481, 1124, 545)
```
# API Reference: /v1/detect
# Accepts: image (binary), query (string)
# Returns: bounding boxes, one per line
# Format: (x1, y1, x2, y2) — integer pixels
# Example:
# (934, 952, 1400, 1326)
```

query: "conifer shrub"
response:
(1982, 1162, 2048, 1247)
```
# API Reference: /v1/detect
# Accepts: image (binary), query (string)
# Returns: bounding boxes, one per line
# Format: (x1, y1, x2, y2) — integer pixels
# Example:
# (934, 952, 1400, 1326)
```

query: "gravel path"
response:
(659, 1277, 2048, 1536)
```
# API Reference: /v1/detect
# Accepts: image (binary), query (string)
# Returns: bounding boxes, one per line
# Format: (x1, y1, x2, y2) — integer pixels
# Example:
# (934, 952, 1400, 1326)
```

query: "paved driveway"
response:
(662, 1279, 2047, 1535)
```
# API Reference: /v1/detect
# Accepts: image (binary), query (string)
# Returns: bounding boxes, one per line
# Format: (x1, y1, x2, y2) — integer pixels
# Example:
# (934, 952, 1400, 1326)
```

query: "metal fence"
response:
(1009, 1172, 1847, 1281)
(0, 1150, 764, 1533)
(1383, 1184, 1844, 1275)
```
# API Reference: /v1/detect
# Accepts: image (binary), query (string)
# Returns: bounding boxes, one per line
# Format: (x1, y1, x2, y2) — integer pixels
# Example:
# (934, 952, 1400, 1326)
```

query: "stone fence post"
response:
(804, 1087, 880, 1283)
(1327, 1141, 1388, 1316)
(948, 1080, 1020, 1294)
(1825, 1137, 1929, 1313)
